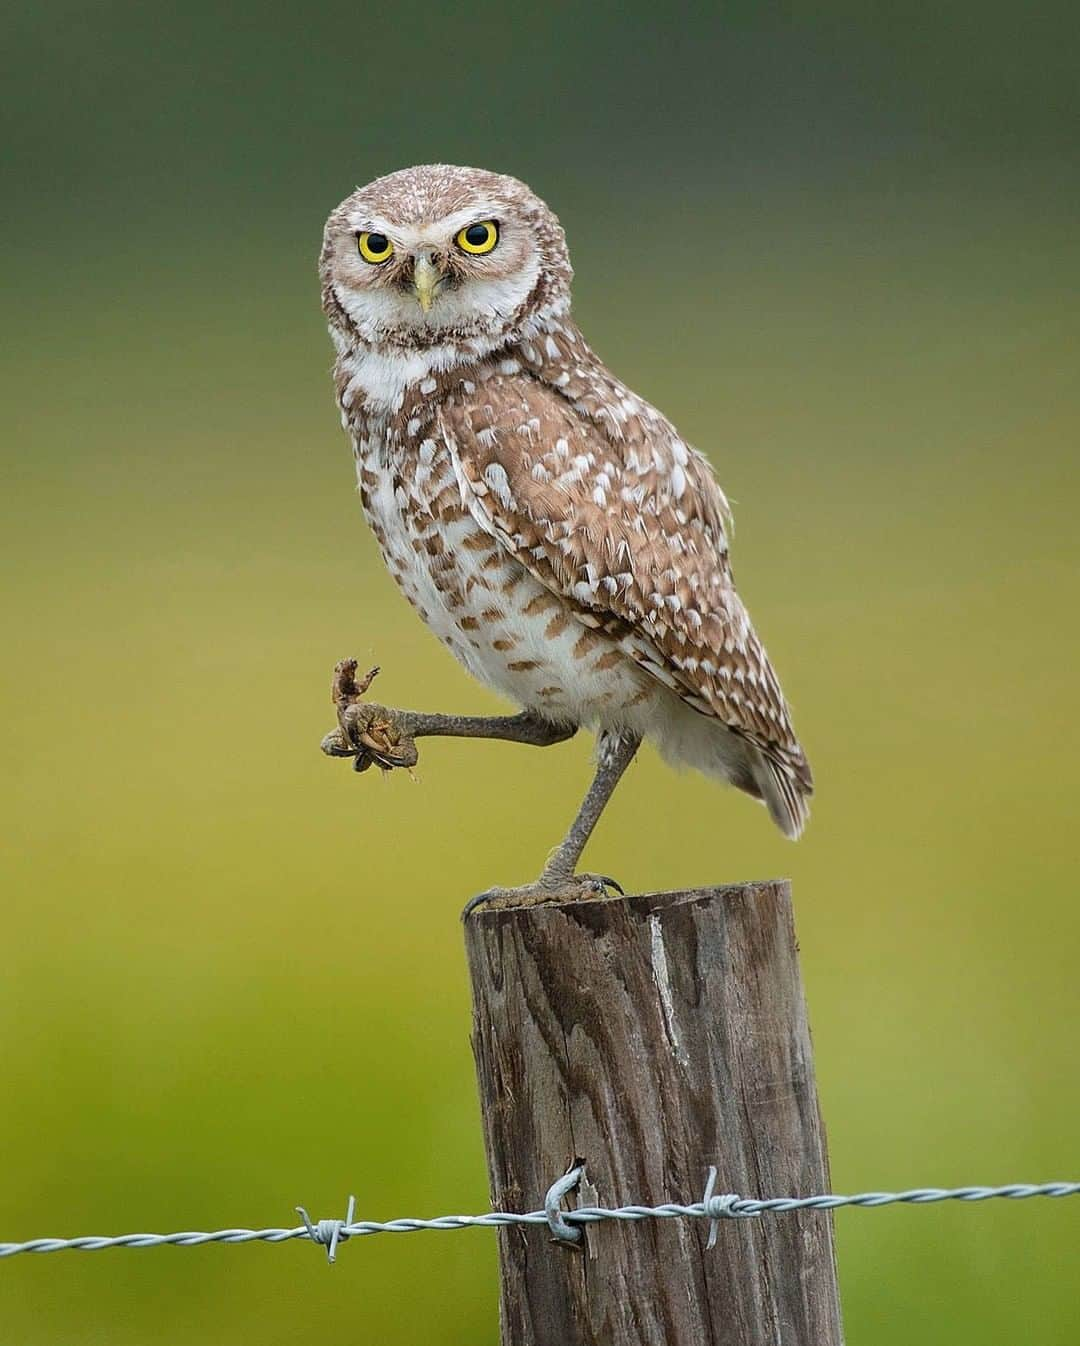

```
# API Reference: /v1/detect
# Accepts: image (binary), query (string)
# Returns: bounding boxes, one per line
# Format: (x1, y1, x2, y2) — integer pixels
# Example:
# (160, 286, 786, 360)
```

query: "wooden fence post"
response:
(464, 881, 844, 1346)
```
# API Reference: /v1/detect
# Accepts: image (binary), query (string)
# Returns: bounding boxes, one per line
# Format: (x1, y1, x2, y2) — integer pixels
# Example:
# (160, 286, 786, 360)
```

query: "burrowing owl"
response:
(320, 164, 811, 907)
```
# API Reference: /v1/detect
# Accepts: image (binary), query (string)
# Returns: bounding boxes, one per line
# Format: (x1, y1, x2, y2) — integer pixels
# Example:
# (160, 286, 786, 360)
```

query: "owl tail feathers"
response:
(753, 752, 813, 840)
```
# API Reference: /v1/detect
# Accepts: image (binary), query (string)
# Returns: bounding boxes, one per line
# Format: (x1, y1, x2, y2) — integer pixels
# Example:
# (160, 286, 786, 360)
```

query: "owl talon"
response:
(320, 727, 355, 758)
(462, 872, 626, 919)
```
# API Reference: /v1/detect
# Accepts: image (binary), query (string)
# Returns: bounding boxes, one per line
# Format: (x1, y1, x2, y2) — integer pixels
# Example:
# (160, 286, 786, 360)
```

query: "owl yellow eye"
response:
(357, 231, 394, 264)
(456, 220, 498, 255)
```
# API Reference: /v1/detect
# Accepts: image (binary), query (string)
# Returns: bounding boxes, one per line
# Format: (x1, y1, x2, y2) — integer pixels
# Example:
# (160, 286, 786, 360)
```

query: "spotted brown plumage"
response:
(320, 163, 812, 880)
(440, 353, 812, 833)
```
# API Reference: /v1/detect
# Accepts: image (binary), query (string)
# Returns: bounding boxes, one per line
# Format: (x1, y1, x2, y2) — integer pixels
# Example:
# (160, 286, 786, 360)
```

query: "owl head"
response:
(320, 164, 572, 350)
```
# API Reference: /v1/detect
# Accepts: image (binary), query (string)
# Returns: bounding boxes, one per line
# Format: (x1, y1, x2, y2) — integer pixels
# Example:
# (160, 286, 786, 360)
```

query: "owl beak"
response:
(412, 254, 443, 314)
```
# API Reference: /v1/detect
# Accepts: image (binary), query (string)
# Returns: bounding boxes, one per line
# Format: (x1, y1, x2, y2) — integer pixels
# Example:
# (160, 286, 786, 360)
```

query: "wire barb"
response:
(701, 1166, 758, 1249)
(544, 1165, 584, 1244)
(295, 1195, 356, 1264)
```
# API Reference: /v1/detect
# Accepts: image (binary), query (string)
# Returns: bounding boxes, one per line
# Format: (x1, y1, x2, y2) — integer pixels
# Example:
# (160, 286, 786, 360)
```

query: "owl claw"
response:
(320, 726, 355, 757)
(462, 872, 626, 919)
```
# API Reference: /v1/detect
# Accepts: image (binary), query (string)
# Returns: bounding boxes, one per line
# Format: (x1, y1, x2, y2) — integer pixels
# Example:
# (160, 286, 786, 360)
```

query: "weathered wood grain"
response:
(465, 882, 843, 1346)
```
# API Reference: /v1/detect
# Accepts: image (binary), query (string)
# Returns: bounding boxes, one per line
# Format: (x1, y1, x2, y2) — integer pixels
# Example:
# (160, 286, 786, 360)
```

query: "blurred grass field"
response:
(3, 4, 1079, 1342)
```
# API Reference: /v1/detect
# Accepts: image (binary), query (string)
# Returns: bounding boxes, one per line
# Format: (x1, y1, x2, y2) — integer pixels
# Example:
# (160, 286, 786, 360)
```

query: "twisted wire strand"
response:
(2, 1182, 1077, 1259)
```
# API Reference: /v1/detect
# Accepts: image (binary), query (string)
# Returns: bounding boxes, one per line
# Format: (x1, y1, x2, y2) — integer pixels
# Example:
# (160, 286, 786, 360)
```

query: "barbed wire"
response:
(2, 1171, 1077, 1262)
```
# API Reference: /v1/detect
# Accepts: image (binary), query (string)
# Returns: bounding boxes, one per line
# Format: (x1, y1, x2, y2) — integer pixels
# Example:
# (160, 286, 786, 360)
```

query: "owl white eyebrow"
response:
(434, 204, 504, 234)
(350, 217, 399, 238)
(348, 204, 504, 246)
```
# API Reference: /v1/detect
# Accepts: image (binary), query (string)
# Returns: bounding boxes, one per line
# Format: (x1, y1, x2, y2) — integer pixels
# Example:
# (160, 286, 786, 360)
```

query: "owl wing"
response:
(438, 360, 811, 832)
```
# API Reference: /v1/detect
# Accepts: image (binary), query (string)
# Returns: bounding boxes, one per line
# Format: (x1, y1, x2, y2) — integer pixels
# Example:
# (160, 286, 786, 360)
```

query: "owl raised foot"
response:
(321, 657, 419, 775)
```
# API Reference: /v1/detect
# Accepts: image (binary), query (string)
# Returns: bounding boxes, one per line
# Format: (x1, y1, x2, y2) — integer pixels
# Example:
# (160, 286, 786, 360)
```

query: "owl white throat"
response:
(319, 163, 813, 914)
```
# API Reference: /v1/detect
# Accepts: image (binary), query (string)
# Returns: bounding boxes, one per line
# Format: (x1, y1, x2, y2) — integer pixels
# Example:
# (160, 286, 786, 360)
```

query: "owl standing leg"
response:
(463, 729, 642, 917)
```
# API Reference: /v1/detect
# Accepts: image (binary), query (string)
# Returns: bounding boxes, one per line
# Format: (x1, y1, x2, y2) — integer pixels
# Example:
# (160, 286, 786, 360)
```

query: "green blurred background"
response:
(2, 2, 1078, 1341)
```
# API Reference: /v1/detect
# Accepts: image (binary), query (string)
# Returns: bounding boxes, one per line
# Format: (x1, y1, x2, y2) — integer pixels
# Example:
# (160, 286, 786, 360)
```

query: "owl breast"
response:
(355, 431, 659, 731)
